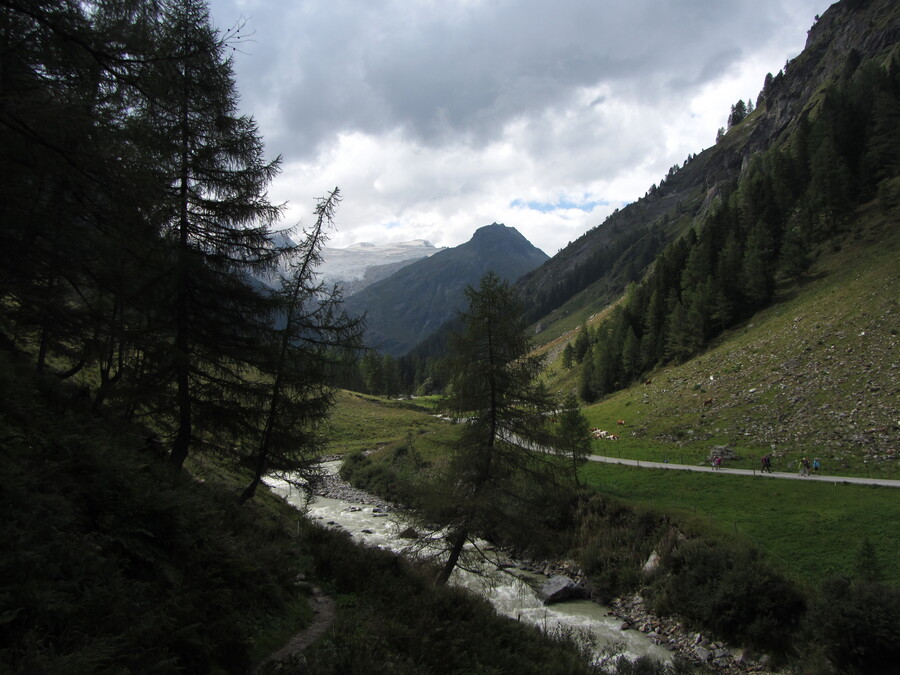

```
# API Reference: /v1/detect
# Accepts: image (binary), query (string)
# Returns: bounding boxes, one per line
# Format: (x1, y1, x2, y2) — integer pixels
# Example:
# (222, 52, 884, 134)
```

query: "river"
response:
(264, 462, 672, 667)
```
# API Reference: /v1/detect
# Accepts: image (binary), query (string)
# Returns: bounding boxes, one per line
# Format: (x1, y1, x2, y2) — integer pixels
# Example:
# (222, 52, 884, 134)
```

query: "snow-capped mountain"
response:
(318, 239, 445, 296)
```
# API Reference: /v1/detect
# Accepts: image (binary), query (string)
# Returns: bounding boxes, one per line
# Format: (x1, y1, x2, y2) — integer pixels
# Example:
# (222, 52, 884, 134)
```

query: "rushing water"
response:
(265, 464, 671, 666)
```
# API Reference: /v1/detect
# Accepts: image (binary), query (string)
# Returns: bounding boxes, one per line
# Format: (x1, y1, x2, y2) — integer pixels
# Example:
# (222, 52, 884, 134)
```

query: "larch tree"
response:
(239, 188, 363, 504)
(132, 0, 286, 469)
(432, 272, 571, 586)
(555, 393, 591, 487)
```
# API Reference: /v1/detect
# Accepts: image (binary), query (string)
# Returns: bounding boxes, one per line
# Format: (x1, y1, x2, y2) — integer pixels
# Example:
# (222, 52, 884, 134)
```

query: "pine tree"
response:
(0, 1, 161, 379)
(573, 322, 590, 363)
(556, 393, 591, 486)
(561, 342, 575, 370)
(433, 273, 567, 585)
(621, 326, 641, 383)
(132, 0, 285, 469)
(239, 189, 363, 504)
(742, 221, 777, 308)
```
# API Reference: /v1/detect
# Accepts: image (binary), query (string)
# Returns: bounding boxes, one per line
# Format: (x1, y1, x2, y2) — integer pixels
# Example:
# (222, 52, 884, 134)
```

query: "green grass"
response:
(579, 462, 900, 586)
(324, 390, 451, 456)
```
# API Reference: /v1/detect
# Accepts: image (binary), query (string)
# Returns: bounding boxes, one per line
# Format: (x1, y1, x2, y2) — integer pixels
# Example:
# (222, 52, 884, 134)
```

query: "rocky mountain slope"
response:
(343, 223, 548, 355)
(515, 0, 900, 342)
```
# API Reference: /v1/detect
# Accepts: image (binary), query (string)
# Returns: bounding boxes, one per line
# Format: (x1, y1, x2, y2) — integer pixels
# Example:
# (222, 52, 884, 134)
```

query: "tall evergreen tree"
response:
(556, 393, 591, 487)
(432, 273, 567, 585)
(742, 221, 777, 308)
(130, 0, 285, 469)
(239, 189, 363, 504)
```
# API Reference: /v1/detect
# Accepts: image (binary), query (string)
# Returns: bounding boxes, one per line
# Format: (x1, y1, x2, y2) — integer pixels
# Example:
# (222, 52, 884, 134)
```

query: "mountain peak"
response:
(469, 223, 545, 256)
(344, 223, 549, 354)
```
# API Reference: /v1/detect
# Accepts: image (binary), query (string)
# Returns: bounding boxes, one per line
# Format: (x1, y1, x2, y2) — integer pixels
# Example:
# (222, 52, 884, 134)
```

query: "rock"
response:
(397, 526, 419, 539)
(536, 575, 586, 605)
(694, 646, 711, 662)
(642, 550, 661, 574)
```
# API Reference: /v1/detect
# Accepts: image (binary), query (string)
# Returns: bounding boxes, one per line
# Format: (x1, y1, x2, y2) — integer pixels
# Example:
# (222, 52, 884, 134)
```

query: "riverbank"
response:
(507, 555, 779, 675)
(313, 459, 785, 674)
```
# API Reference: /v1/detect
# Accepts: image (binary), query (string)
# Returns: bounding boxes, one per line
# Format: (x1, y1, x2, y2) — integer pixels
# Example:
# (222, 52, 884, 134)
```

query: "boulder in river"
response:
(537, 575, 587, 605)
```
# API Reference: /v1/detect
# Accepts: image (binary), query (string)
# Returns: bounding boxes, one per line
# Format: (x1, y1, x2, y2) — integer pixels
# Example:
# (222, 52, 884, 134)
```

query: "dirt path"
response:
(254, 586, 336, 673)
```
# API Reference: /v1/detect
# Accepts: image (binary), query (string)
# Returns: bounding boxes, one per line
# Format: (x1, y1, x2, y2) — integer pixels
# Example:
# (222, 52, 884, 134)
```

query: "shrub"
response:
(650, 539, 805, 656)
(805, 576, 900, 675)
(575, 495, 669, 602)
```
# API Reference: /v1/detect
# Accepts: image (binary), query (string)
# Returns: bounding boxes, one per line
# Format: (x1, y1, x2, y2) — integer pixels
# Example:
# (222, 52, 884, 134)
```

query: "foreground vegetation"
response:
(0, 347, 614, 673)
(340, 386, 899, 673)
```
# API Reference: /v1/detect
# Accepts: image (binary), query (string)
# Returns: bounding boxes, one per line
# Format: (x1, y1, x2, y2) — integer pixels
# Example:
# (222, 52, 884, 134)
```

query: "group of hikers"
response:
(758, 453, 821, 475)
(797, 456, 821, 476)
(710, 452, 822, 475)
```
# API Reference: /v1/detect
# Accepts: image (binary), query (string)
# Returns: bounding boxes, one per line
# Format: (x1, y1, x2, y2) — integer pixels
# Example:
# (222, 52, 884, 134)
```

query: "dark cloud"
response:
(211, 0, 817, 156)
(207, 0, 831, 254)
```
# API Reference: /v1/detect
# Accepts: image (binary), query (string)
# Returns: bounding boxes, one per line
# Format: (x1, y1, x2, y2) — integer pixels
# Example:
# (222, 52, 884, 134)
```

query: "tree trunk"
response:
(436, 526, 468, 586)
(239, 475, 261, 505)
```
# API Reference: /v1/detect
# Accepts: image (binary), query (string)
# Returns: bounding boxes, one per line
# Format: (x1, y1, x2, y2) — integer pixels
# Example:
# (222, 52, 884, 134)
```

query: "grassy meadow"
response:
(326, 388, 899, 589)
(324, 390, 451, 458)
(578, 462, 900, 586)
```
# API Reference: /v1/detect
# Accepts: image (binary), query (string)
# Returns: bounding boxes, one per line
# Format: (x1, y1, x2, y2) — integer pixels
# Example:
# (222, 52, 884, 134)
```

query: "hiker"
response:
(713, 455, 723, 470)
(761, 454, 773, 473)
(813, 458, 821, 473)
(799, 457, 811, 476)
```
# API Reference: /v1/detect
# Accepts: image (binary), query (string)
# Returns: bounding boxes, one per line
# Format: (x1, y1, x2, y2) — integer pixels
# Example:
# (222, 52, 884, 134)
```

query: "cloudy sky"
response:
(207, 0, 833, 256)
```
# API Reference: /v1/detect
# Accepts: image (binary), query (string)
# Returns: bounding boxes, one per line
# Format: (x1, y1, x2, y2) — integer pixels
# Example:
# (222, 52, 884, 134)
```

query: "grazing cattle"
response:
(703, 397, 714, 406)
(644, 379, 652, 385)
(617, 419, 625, 426)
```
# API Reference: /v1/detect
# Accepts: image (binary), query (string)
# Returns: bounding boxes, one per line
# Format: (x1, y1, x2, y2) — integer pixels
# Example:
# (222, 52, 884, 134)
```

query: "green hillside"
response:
(542, 196, 899, 479)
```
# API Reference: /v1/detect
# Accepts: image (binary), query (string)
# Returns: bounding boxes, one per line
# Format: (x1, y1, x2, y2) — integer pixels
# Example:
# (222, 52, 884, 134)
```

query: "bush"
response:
(650, 539, 805, 656)
(805, 576, 900, 674)
(575, 495, 670, 602)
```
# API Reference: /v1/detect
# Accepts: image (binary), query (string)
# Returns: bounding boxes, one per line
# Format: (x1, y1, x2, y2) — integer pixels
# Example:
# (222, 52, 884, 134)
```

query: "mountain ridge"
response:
(315, 239, 446, 296)
(344, 223, 548, 355)
(514, 0, 900, 344)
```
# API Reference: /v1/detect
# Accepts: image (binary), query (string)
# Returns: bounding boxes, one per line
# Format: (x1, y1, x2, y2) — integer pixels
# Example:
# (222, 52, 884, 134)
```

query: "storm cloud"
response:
(208, 0, 832, 254)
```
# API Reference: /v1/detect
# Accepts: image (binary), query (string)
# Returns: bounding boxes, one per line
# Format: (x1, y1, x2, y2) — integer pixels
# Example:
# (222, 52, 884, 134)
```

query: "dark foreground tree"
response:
(432, 273, 573, 586)
(239, 189, 363, 504)
(132, 0, 285, 469)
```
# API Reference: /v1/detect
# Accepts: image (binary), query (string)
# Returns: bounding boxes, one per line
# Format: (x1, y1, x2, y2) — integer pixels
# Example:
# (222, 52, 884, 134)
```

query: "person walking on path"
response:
(799, 457, 811, 476)
(761, 454, 773, 473)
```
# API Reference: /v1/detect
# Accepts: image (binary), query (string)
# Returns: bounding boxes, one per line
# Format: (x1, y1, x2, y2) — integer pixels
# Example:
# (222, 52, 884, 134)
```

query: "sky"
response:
(207, 0, 834, 256)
